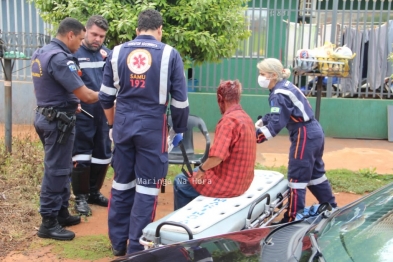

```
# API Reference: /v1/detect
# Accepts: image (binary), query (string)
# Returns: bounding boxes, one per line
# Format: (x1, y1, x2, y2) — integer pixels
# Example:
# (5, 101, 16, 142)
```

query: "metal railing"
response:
(1, 0, 392, 99)
(189, 0, 393, 99)
(0, 0, 52, 81)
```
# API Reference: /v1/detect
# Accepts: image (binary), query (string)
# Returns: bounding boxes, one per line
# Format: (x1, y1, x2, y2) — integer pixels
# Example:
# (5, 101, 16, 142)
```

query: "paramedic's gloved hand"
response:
(256, 128, 265, 144)
(255, 115, 264, 129)
(168, 128, 183, 152)
(109, 128, 113, 142)
(172, 133, 183, 147)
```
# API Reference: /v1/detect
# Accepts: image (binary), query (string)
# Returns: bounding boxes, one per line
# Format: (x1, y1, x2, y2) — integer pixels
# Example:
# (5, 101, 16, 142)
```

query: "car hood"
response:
(113, 226, 277, 261)
(114, 182, 393, 262)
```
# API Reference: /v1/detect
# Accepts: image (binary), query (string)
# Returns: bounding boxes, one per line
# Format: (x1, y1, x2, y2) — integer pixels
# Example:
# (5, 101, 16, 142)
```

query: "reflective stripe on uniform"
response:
(288, 174, 328, 189)
(288, 181, 308, 189)
(72, 154, 92, 161)
(159, 45, 173, 105)
(261, 126, 273, 140)
(79, 61, 105, 69)
(100, 84, 117, 95)
(91, 157, 112, 165)
(171, 98, 189, 108)
(112, 179, 136, 191)
(136, 185, 160, 196)
(274, 89, 311, 122)
(308, 174, 328, 186)
(111, 45, 122, 90)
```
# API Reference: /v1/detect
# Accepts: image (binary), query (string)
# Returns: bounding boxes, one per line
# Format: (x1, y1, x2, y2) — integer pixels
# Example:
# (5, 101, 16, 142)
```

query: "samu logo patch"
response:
(271, 107, 281, 113)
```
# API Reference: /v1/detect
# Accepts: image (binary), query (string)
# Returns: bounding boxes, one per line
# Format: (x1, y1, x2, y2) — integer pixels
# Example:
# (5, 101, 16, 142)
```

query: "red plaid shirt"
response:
(190, 104, 256, 197)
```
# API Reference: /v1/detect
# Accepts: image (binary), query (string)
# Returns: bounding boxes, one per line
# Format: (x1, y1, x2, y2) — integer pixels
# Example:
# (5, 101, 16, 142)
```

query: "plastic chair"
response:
(167, 114, 211, 166)
(161, 115, 210, 193)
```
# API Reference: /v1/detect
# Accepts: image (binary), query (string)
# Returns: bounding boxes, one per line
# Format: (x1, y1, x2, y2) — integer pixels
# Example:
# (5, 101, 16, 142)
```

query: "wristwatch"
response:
(107, 122, 113, 128)
(199, 165, 206, 173)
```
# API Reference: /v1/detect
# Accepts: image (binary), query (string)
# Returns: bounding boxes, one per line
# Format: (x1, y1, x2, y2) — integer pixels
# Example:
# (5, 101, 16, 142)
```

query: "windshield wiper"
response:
(339, 233, 355, 262)
(308, 233, 325, 262)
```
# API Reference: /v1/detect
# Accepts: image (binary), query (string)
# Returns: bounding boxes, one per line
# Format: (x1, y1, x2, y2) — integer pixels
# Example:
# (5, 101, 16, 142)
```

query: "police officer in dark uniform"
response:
(99, 9, 189, 255)
(71, 15, 111, 216)
(255, 58, 337, 224)
(31, 17, 99, 240)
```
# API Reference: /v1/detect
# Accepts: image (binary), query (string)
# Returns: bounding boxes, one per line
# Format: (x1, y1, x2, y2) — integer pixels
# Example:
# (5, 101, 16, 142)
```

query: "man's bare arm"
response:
(194, 156, 222, 180)
(103, 107, 115, 125)
(73, 85, 99, 104)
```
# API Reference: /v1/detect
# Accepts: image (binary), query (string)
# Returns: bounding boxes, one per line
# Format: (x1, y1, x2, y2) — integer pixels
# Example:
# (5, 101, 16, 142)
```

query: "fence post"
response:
(2, 58, 13, 153)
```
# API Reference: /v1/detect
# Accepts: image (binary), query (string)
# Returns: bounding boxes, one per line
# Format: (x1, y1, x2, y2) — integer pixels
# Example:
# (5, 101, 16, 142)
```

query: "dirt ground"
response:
(2, 126, 393, 261)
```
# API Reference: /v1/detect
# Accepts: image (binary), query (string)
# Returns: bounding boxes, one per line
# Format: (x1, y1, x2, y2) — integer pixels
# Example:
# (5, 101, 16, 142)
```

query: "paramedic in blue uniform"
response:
(31, 17, 99, 240)
(99, 9, 189, 256)
(71, 15, 112, 216)
(255, 58, 337, 224)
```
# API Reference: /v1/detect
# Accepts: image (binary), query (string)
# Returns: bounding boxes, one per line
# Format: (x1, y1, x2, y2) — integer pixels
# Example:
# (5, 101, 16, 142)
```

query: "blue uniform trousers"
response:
(284, 120, 336, 222)
(72, 107, 111, 167)
(173, 169, 201, 210)
(108, 111, 168, 254)
(34, 112, 75, 217)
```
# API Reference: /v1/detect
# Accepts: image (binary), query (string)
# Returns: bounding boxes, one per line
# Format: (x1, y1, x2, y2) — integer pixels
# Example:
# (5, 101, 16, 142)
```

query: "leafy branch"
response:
(29, 0, 251, 66)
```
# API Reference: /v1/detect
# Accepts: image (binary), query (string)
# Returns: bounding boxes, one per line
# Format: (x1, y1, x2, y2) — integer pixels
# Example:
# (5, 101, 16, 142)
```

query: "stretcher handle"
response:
(247, 193, 271, 220)
(155, 221, 194, 240)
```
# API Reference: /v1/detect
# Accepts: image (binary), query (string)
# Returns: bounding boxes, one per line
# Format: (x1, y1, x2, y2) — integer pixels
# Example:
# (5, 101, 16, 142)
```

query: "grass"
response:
(30, 235, 112, 260)
(327, 168, 393, 194)
(167, 163, 393, 195)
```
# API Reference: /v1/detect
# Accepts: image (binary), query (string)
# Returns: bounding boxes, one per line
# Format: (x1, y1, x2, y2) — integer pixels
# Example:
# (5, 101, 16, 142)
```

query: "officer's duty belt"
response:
(36, 106, 75, 121)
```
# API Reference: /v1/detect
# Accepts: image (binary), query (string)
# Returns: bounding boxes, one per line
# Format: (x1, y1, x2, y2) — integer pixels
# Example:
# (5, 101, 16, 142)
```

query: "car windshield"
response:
(317, 184, 393, 262)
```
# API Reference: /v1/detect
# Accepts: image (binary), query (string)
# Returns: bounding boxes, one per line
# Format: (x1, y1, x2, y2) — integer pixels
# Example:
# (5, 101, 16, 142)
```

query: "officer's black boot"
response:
(37, 216, 75, 240)
(57, 206, 81, 227)
(71, 166, 92, 216)
(87, 164, 109, 207)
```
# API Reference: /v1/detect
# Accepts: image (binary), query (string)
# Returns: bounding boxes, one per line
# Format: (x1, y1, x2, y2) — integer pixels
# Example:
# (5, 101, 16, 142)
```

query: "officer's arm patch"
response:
(67, 61, 77, 72)
(271, 107, 281, 113)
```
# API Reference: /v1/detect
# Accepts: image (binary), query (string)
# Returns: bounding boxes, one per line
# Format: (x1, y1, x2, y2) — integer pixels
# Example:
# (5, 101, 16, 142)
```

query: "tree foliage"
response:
(30, 0, 251, 66)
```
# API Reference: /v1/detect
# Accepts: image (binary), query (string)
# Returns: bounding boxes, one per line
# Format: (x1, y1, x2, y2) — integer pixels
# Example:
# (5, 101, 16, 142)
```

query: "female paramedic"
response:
(254, 58, 337, 223)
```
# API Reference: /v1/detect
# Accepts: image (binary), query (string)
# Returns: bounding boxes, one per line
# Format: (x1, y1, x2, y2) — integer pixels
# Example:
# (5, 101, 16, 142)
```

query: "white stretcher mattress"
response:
(142, 169, 288, 245)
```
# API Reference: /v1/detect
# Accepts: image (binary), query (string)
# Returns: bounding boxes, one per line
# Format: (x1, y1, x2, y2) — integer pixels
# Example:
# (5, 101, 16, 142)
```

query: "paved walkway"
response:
(194, 133, 393, 174)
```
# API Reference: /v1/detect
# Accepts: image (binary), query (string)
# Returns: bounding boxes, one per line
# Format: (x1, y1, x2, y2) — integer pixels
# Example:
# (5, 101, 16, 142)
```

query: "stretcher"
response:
(140, 169, 289, 249)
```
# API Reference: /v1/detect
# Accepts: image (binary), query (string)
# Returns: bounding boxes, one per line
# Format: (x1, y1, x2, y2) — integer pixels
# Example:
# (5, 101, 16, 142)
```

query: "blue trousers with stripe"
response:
(108, 111, 168, 254)
(72, 106, 112, 167)
(284, 120, 336, 222)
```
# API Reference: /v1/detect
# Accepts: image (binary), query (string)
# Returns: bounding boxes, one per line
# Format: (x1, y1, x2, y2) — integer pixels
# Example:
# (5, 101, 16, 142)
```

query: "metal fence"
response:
(1, 0, 393, 99)
(189, 0, 393, 99)
(0, 0, 52, 80)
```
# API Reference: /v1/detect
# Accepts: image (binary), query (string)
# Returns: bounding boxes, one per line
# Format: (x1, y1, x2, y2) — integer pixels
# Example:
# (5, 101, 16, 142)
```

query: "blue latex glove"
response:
(172, 133, 183, 147)
(256, 128, 265, 144)
(168, 128, 183, 152)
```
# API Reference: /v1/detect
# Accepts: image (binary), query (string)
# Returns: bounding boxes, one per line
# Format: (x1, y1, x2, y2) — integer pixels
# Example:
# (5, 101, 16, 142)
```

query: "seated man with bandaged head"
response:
(173, 80, 256, 210)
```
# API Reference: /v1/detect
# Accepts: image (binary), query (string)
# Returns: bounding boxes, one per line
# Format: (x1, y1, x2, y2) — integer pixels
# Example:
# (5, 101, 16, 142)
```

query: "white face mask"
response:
(258, 75, 270, 89)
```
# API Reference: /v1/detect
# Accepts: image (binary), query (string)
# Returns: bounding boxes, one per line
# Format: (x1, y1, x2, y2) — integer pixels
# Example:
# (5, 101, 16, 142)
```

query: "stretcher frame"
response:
(139, 141, 289, 249)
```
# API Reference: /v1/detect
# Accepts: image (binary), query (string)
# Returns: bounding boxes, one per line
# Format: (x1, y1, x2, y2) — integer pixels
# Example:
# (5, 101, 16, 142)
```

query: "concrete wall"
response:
(0, 81, 391, 139)
(0, 80, 36, 124)
(188, 93, 391, 140)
